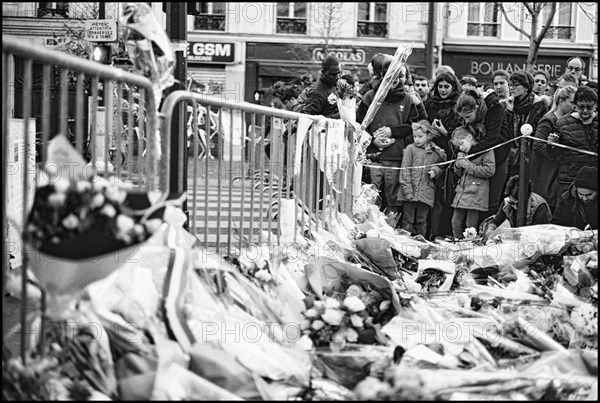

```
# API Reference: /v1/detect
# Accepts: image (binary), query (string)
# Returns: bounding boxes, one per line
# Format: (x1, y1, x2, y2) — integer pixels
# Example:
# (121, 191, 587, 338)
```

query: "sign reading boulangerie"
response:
(187, 42, 235, 63)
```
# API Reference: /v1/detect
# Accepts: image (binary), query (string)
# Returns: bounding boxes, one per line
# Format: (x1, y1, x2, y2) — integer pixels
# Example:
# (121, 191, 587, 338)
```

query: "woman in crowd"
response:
(492, 70, 511, 106)
(530, 85, 577, 212)
(423, 71, 462, 239)
(505, 70, 550, 177)
(482, 175, 552, 240)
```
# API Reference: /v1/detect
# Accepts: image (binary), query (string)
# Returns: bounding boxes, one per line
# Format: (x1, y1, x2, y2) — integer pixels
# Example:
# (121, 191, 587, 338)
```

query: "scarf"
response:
(513, 91, 535, 135)
(373, 80, 406, 103)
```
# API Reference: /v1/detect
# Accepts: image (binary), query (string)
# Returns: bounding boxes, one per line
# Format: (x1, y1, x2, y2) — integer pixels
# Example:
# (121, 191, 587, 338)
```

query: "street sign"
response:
(85, 20, 118, 42)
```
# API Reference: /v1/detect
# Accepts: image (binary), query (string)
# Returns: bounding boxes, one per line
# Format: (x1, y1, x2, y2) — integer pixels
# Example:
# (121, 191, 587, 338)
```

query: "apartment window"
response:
(357, 3, 388, 38)
(37, 2, 69, 18)
(276, 3, 307, 34)
(192, 2, 226, 31)
(467, 2, 500, 37)
(543, 3, 574, 40)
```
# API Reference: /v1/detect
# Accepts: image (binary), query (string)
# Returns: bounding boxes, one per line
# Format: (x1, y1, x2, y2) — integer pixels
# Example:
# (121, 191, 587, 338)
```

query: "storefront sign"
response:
(443, 51, 591, 82)
(188, 42, 235, 63)
(312, 48, 366, 64)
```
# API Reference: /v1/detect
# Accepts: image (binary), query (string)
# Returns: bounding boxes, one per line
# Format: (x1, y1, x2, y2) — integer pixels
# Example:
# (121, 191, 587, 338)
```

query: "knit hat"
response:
(322, 55, 340, 71)
(574, 166, 598, 190)
(510, 70, 534, 91)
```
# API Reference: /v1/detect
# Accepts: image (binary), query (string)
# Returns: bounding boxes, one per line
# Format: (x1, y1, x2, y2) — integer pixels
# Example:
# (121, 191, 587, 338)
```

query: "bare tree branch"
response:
(524, 2, 536, 15)
(577, 2, 598, 34)
(499, 3, 531, 38)
(534, 2, 556, 45)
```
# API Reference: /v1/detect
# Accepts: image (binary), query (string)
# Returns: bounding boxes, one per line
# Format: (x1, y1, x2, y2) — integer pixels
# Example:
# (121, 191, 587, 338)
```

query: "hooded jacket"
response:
(397, 142, 446, 207)
(451, 150, 496, 211)
(552, 183, 598, 230)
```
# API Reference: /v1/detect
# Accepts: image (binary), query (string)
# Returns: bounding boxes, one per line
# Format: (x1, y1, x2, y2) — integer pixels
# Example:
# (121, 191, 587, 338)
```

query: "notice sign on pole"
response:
(85, 20, 118, 42)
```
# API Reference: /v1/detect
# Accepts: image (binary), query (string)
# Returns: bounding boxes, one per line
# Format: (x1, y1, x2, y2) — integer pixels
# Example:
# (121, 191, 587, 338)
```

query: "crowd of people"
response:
(266, 54, 598, 240)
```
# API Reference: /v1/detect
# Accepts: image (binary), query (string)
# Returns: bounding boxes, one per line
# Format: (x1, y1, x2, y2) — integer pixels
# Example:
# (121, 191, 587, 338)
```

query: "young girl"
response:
(398, 120, 446, 236)
(450, 126, 496, 239)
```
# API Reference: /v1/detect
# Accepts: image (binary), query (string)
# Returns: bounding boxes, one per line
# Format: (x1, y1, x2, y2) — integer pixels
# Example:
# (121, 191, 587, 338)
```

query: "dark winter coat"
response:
(397, 142, 446, 208)
(291, 77, 339, 118)
(357, 87, 427, 162)
(552, 184, 598, 230)
(490, 193, 552, 228)
(424, 95, 461, 156)
(452, 150, 496, 211)
(547, 112, 598, 187)
(530, 111, 561, 208)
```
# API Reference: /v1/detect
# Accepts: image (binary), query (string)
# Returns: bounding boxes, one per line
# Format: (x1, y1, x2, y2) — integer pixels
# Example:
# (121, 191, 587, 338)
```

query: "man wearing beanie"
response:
(290, 54, 341, 118)
(552, 165, 598, 230)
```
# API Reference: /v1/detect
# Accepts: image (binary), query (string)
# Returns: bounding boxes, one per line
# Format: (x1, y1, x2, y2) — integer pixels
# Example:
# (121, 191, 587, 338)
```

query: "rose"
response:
(304, 308, 318, 319)
(116, 214, 135, 234)
(61, 214, 80, 230)
(53, 177, 70, 194)
(346, 285, 363, 298)
(254, 269, 272, 282)
(343, 296, 366, 313)
(350, 314, 364, 328)
(105, 183, 127, 204)
(100, 204, 117, 218)
(324, 297, 341, 310)
(48, 192, 66, 208)
(321, 309, 345, 326)
(311, 320, 326, 331)
(90, 193, 105, 209)
(76, 180, 92, 193)
(327, 93, 338, 105)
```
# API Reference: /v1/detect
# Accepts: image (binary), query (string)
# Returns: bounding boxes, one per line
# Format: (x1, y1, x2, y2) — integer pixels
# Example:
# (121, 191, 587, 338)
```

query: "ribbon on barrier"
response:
(363, 134, 598, 171)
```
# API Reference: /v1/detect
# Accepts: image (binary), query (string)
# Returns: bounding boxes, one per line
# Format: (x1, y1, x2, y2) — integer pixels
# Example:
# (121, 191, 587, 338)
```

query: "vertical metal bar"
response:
(104, 79, 111, 178)
(258, 114, 266, 244)
(204, 106, 210, 247)
(275, 118, 284, 246)
(115, 83, 123, 179)
(517, 136, 530, 226)
(216, 108, 223, 254)
(89, 76, 98, 169)
(336, 153, 342, 220)
(267, 116, 275, 246)
(306, 133, 314, 235)
(227, 108, 234, 254)
(292, 128, 299, 245)
(299, 137, 307, 236)
(75, 72, 84, 156)
(42, 65, 51, 160)
(2, 52, 10, 357)
(191, 101, 199, 234)
(308, 126, 318, 232)
(315, 124, 322, 218)
(239, 111, 246, 252)
(248, 113, 256, 246)
(127, 90, 134, 184)
(286, 120, 293, 200)
(59, 68, 68, 138)
(21, 58, 32, 364)
(138, 88, 146, 189)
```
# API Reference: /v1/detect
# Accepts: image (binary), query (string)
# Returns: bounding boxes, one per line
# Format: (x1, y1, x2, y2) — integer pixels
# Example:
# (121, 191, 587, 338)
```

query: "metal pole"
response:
(516, 136, 530, 226)
(166, 3, 189, 229)
(425, 2, 436, 79)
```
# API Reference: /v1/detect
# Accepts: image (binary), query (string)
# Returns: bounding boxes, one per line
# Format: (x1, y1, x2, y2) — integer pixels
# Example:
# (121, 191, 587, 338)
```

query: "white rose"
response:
(53, 176, 70, 193)
(105, 183, 127, 204)
(76, 180, 92, 193)
(298, 334, 314, 351)
(92, 177, 109, 192)
(304, 308, 318, 319)
(346, 285, 363, 298)
(327, 93, 338, 105)
(100, 204, 116, 218)
(90, 193, 105, 209)
(343, 296, 366, 313)
(48, 192, 66, 208)
(144, 218, 163, 233)
(300, 319, 312, 330)
(325, 297, 341, 310)
(379, 300, 391, 312)
(61, 214, 80, 230)
(313, 300, 325, 311)
(254, 269, 272, 282)
(116, 214, 135, 233)
(350, 314, 364, 328)
(321, 309, 345, 326)
(311, 320, 326, 331)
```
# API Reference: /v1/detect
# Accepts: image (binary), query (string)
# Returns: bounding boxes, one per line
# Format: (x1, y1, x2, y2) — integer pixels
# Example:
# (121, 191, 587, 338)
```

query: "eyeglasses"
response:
(576, 103, 596, 111)
(567, 66, 582, 72)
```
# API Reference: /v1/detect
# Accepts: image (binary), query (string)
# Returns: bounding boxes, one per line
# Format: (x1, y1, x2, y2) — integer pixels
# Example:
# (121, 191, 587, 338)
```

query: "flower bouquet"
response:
(332, 80, 359, 130)
(24, 134, 166, 297)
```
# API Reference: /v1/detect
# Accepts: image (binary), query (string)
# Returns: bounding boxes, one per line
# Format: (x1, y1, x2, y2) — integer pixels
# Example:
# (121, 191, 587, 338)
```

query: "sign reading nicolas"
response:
(312, 48, 366, 64)
(187, 42, 235, 63)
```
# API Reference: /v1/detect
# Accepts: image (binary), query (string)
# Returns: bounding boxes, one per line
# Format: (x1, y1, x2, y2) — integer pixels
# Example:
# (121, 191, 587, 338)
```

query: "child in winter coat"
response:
(398, 120, 446, 236)
(450, 126, 496, 239)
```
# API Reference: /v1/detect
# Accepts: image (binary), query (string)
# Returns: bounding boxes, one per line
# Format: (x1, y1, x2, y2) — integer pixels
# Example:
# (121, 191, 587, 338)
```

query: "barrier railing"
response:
(160, 91, 357, 255)
(2, 36, 165, 362)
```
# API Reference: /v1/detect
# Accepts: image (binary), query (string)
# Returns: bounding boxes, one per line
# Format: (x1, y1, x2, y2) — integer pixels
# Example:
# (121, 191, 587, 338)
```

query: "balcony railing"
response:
(194, 14, 226, 31)
(37, 7, 69, 18)
(276, 17, 307, 34)
(357, 21, 388, 38)
(544, 26, 574, 40)
(467, 22, 499, 37)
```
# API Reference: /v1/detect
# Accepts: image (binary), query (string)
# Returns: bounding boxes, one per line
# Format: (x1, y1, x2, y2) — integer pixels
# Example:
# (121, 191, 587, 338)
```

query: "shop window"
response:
(192, 2, 226, 31)
(276, 2, 307, 34)
(467, 2, 500, 37)
(543, 3, 574, 40)
(357, 3, 388, 38)
(37, 2, 69, 18)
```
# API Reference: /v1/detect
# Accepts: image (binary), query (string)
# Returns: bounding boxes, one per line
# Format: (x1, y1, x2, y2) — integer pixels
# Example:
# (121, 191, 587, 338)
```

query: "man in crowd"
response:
(552, 166, 598, 230)
(290, 55, 341, 118)
(413, 75, 430, 103)
(565, 56, 585, 85)
(532, 70, 549, 96)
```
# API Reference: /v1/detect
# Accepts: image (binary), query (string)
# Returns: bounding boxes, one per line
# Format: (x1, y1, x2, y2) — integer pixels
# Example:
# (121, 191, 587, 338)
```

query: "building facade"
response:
(2, 2, 598, 105)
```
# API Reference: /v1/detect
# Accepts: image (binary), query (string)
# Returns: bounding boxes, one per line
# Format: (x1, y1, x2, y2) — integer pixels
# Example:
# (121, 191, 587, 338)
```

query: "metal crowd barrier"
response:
(2, 36, 165, 362)
(160, 91, 357, 255)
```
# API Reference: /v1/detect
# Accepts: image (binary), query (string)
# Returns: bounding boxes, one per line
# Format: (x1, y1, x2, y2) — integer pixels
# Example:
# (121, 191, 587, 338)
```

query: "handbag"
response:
(439, 162, 458, 207)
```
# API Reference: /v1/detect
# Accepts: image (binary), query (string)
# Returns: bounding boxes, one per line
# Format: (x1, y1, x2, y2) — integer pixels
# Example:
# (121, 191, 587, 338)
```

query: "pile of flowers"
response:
(301, 275, 394, 350)
(26, 175, 156, 258)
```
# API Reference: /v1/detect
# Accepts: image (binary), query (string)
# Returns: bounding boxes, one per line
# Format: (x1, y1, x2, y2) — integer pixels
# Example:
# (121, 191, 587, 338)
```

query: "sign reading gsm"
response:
(188, 42, 235, 63)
